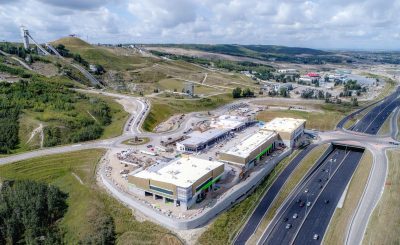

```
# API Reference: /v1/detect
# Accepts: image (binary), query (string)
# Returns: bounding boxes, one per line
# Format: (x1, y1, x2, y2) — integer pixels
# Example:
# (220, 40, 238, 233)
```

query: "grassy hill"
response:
(0, 149, 182, 244)
(0, 62, 128, 154)
(51, 37, 151, 71)
(52, 37, 92, 48)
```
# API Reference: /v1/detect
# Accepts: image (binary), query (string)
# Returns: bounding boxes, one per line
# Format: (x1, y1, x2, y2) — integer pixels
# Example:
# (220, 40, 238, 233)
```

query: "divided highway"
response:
(235, 86, 400, 245)
(351, 87, 400, 134)
(234, 144, 317, 244)
(259, 146, 364, 244)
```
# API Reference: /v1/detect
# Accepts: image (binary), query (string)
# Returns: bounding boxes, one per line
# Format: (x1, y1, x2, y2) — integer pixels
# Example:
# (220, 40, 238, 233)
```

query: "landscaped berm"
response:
(0, 149, 182, 245)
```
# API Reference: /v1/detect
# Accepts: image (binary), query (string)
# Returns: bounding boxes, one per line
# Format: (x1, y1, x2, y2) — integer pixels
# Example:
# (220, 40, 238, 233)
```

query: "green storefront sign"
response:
(256, 144, 273, 160)
(200, 176, 221, 191)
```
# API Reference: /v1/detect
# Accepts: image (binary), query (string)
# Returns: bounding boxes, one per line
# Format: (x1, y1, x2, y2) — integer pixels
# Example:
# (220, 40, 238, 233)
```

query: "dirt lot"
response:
(31, 61, 59, 77)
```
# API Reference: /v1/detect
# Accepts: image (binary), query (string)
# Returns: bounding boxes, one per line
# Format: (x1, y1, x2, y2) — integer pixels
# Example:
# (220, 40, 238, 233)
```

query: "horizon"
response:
(3, 36, 400, 53)
(1, 0, 400, 51)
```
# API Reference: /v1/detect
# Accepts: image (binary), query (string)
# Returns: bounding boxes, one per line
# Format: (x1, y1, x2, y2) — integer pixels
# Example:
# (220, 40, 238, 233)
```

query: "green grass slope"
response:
(0, 61, 128, 154)
(0, 149, 182, 244)
(52, 37, 150, 71)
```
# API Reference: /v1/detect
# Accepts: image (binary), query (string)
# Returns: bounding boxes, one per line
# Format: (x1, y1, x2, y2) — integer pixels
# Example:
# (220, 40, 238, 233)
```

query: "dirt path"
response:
(87, 110, 98, 122)
(72, 172, 84, 185)
(202, 73, 208, 84)
(27, 123, 44, 148)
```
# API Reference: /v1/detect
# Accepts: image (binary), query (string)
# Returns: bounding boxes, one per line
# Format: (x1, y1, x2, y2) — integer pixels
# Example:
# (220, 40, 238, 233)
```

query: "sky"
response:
(0, 0, 399, 50)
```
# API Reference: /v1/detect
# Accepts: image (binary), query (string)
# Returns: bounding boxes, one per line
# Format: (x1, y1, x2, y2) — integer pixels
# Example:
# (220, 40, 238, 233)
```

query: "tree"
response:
(95, 64, 105, 75)
(351, 97, 358, 106)
(279, 87, 288, 97)
(0, 180, 68, 244)
(232, 87, 242, 98)
(242, 88, 254, 97)
(55, 44, 71, 57)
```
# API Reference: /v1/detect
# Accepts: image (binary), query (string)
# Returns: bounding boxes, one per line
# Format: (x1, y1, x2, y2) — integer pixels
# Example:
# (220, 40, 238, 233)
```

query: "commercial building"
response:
(277, 69, 298, 74)
(219, 130, 278, 170)
(306, 72, 320, 78)
(262, 118, 306, 147)
(210, 115, 249, 131)
(128, 156, 225, 209)
(176, 128, 230, 152)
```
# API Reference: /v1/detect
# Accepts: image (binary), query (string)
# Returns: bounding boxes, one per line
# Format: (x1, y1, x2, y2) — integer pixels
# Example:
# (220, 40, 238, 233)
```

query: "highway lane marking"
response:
(259, 148, 346, 244)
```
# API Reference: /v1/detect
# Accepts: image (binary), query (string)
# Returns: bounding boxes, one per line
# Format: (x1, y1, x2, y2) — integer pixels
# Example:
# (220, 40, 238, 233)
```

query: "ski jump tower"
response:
(20, 26, 30, 49)
(20, 26, 50, 55)
(18, 26, 102, 87)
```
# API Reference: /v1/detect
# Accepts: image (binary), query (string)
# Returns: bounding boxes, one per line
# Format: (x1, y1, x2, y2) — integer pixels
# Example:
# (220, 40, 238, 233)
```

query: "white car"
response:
(313, 234, 319, 240)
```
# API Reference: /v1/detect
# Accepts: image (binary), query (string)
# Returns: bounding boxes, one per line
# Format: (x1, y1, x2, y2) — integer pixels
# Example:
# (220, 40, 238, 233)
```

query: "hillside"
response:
(0, 61, 128, 154)
(51, 36, 92, 48)
(51, 37, 149, 71)
(146, 44, 347, 64)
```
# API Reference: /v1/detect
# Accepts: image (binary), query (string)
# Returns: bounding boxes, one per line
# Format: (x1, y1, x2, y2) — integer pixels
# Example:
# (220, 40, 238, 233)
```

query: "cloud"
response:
(37, 0, 115, 10)
(0, 0, 400, 49)
(128, 0, 197, 29)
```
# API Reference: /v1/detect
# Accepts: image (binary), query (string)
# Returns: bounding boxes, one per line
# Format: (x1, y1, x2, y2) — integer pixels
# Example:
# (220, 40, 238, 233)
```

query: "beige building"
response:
(176, 128, 230, 152)
(219, 130, 278, 170)
(210, 115, 249, 131)
(128, 156, 224, 209)
(261, 117, 306, 147)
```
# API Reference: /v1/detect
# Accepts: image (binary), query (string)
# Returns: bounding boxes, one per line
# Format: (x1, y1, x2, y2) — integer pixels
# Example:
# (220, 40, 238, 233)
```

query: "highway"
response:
(259, 146, 363, 244)
(235, 87, 400, 245)
(234, 144, 317, 244)
(292, 149, 364, 244)
(350, 87, 400, 134)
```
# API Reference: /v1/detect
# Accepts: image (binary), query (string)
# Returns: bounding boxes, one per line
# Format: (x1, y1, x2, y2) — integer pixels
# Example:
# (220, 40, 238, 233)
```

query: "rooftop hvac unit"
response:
(192, 164, 197, 167)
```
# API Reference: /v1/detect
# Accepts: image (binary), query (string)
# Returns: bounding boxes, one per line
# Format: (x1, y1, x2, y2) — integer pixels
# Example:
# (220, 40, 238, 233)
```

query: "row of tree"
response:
(232, 87, 255, 98)
(0, 107, 20, 153)
(0, 180, 68, 244)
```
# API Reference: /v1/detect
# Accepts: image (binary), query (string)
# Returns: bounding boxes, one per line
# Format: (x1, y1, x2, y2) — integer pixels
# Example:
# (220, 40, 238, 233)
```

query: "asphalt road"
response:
(351, 87, 400, 134)
(234, 144, 317, 244)
(260, 146, 363, 244)
(292, 150, 364, 244)
(254, 88, 400, 245)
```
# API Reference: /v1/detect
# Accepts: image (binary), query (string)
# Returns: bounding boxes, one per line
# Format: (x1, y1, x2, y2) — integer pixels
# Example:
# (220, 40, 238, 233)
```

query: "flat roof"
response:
(262, 117, 306, 134)
(221, 130, 276, 158)
(179, 128, 229, 147)
(210, 118, 246, 130)
(132, 157, 224, 188)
